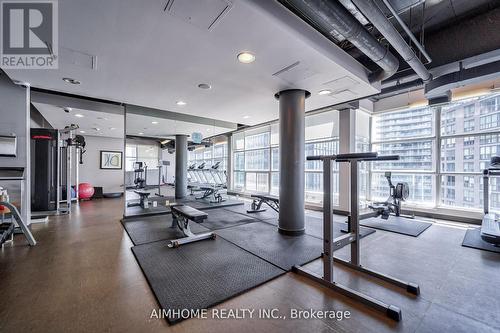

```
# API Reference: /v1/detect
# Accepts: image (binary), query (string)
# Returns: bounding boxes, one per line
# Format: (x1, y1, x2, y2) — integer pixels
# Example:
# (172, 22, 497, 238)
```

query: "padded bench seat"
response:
(169, 205, 214, 247)
(251, 194, 279, 202)
(171, 205, 208, 223)
(133, 190, 151, 197)
(248, 194, 280, 213)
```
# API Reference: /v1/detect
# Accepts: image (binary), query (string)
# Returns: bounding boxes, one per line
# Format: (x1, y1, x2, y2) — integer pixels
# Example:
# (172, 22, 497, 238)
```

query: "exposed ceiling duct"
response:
(425, 60, 500, 100)
(350, 0, 432, 82)
(282, 0, 399, 82)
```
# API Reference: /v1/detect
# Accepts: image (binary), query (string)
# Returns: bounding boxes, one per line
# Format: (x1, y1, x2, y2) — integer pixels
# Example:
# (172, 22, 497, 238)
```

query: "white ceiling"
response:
(33, 102, 124, 138)
(33, 102, 233, 140)
(126, 113, 235, 138)
(5, 0, 379, 126)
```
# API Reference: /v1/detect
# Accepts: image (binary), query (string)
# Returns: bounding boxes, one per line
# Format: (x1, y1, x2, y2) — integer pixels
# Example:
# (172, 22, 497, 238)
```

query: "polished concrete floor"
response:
(1, 198, 500, 332)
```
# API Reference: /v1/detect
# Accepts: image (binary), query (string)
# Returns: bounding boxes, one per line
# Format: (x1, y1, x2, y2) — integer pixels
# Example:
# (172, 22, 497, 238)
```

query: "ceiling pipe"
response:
(350, 0, 432, 82)
(380, 0, 432, 63)
(284, 0, 399, 82)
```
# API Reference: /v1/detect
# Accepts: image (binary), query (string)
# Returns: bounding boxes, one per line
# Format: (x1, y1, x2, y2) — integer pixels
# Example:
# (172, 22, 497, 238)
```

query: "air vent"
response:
(272, 61, 317, 85)
(60, 47, 96, 70)
(322, 76, 359, 90)
(164, 0, 232, 31)
(330, 89, 357, 100)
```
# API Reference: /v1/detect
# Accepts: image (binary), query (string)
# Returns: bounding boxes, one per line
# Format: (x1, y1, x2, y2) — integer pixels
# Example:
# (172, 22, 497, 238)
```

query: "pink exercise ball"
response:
(78, 183, 95, 199)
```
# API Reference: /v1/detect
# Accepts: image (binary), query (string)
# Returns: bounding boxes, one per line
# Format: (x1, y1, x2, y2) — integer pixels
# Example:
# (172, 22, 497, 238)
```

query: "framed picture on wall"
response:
(100, 150, 123, 170)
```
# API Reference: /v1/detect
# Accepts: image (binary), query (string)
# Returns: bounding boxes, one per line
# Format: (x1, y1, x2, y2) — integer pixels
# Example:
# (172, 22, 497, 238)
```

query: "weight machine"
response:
(294, 152, 419, 322)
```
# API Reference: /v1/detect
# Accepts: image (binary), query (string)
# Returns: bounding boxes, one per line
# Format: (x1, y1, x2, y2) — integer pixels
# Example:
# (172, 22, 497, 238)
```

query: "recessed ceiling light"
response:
(176, 101, 187, 106)
(93, 127, 100, 131)
(62, 77, 81, 85)
(75, 114, 84, 118)
(138, 132, 144, 135)
(237, 52, 256, 64)
(318, 89, 333, 95)
(198, 83, 211, 90)
(63, 107, 72, 113)
(243, 115, 250, 119)
(151, 121, 159, 124)
(79, 130, 86, 134)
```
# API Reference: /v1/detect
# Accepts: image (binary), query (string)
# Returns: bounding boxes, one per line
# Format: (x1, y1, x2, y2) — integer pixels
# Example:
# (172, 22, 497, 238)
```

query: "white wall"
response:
(162, 148, 176, 184)
(79, 135, 124, 193)
(0, 74, 30, 223)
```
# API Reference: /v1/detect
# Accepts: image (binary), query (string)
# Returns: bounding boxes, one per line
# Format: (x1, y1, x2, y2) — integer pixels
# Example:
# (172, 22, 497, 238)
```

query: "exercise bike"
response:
(369, 171, 413, 219)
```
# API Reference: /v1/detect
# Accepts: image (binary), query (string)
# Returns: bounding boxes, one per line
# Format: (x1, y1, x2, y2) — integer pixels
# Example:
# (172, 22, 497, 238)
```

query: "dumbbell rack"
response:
(293, 152, 419, 322)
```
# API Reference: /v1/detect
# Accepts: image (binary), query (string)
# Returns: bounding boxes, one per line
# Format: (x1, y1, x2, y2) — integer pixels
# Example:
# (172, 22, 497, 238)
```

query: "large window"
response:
(371, 92, 500, 212)
(188, 141, 228, 171)
(439, 93, 500, 211)
(232, 110, 339, 205)
(125, 143, 159, 171)
(371, 107, 436, 206)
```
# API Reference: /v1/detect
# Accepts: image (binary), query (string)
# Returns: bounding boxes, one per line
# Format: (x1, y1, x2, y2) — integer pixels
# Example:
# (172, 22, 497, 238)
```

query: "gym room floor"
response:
(1, 198, 499, 333)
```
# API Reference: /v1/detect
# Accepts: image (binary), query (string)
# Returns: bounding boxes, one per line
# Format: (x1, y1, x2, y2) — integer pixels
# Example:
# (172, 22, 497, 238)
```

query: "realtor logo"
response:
(1, 1, 58, 69)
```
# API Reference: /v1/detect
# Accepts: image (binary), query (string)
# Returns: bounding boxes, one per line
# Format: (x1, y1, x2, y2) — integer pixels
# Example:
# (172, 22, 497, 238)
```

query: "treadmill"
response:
(481, 156, 500, 245)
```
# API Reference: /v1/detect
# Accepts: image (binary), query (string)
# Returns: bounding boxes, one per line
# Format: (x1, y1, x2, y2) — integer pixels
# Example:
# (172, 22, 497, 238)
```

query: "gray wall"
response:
(0, 73, 30, 222)
(79, 135, 124, 193)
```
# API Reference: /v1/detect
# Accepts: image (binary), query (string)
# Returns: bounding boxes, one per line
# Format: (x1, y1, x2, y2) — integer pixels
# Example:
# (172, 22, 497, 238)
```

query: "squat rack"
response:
(293, 152, 420, 322)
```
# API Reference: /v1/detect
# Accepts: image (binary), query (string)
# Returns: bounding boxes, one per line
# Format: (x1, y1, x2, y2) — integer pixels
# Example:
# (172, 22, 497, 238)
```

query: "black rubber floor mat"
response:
(216, 222, 322, 271)
(462, 228, 500, 253)
(360, 216, 432, 237)
(124, 204, 171, 219)
(131, 237, 285, 324)
(224, 203, 278, 221)
(121, 215, 210, 245)
(197, 208, 257, 230)
(263, 215, 376, 240)
(188, 198, 244, 211)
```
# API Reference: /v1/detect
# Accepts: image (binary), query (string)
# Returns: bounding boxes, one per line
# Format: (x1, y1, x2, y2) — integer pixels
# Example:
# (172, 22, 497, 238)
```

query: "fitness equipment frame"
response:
(481, 159, 500, 245)
(127, 190, 151, 209)
(247, 194, 280, 213)
(58, 125, 85, 214)
(293, 152, 420, 322)
(169, 205, 216, 248)
(132, 162, 147, 189)
(155, 160, 170, 197)
(369, 171, 413, 219)
(0, 169, 36, 246)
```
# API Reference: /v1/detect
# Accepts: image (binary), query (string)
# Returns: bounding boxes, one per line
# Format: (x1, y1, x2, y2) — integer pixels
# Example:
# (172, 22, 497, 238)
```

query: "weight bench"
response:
(127, 190, 151, 209)
(169, 205, 216, 248)
(247, 194, 279, 213)
(196, 186, 225, 203)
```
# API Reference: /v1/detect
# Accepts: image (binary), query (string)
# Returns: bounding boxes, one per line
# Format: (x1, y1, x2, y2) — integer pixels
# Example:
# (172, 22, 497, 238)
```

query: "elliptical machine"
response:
(133, 162, 147, 189)
(369, 172, 411, 219)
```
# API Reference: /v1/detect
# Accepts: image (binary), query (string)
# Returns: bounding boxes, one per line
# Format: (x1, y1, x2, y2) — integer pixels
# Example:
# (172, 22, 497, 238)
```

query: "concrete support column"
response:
(338, 108, 356, 211)
(175, 135, 188, 199)
(276, 89, 310, 235)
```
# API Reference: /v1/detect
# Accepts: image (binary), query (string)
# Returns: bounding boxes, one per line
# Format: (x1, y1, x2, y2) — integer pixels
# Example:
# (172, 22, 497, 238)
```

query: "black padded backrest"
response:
(251, 194, 279, 202)
(172, 205, 208, 222)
